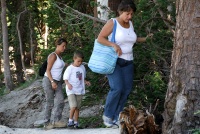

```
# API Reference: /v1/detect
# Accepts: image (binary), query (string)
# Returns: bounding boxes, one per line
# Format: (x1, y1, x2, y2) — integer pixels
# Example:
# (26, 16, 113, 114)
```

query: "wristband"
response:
(51, 80, 54, 83)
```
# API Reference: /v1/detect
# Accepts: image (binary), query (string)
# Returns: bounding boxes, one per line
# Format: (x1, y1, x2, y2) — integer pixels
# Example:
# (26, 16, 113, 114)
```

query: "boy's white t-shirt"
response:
(63, 64, 86, 96)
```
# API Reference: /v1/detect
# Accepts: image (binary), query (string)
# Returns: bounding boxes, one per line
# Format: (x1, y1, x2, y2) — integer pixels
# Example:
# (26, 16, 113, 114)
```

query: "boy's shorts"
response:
(68, 94, 83, 109)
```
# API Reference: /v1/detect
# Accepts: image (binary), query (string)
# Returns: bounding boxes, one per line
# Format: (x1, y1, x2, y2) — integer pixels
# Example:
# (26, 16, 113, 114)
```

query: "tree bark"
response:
(163, 0, 200, 133)
(1, 0, 14, 92)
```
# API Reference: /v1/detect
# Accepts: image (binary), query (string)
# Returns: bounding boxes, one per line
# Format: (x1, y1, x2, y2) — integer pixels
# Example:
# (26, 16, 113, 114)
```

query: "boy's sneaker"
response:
(102, 115, 114, 128)
(67, 121, 74, 128)
(74, 123, 81, 129)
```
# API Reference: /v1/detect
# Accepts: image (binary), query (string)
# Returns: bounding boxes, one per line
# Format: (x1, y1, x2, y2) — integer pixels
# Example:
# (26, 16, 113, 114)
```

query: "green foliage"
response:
(0, 73, 5, 96)
(128, 71, 167, 110)
(0, 87, 5, 97)
(191, 129, 200, 134)
(15, 80, 34, 91)
(79, 116, 104, 128)
(80, 66, 110, 107)
(194, 110, 200, 115)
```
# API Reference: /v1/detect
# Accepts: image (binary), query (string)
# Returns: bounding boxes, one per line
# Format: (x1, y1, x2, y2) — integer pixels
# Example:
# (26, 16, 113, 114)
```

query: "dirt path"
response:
(0, 125, 120, 134)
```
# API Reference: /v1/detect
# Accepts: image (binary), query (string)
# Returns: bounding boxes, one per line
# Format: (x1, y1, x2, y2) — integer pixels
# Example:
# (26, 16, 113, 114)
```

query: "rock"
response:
(0, 79, 102, 128)
(0, 79, 45, 128)
(0, 125, 15, 134)
(33, 119, 48, 127)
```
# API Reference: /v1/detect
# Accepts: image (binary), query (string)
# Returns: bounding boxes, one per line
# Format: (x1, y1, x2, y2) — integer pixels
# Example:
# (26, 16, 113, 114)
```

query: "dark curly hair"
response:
(117, 0, 136, 13)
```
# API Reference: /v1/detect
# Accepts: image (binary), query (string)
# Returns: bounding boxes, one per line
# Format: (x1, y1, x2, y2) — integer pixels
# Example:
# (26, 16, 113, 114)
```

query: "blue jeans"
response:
(104, 59, 133, 121)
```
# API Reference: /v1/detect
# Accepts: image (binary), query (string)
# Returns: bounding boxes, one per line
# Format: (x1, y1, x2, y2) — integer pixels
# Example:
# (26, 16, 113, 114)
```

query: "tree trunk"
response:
(29, 14, 34, 65)
(1, 0, 14, 92)
(28, 14, 38, 66)
(0, 17, 2, 75)
(12, 0, 26, 83)
(17, 8, 29, 82)
(97, 0, 109, 21)
(163, 0, 200, 133)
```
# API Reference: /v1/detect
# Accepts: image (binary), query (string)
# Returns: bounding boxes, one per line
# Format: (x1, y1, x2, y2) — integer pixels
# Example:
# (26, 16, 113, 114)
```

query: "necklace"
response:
(128, 28, 131, 35)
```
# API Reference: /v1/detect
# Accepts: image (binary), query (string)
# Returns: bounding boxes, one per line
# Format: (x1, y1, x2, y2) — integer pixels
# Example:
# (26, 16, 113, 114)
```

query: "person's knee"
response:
(110, 86, 123, 94)
(70, 107, 77, 110)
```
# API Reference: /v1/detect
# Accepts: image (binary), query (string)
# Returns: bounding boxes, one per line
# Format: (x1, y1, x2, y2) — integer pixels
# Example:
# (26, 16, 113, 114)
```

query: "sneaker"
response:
(68, 121, 74, 128)
(74, 123, 81, 129)
(112, 120, 120, 129)
(102, 115, 114, 128)
(44, 122, 54, 130)
(111, 124, 119, 129)
(54, 121, 67, 128)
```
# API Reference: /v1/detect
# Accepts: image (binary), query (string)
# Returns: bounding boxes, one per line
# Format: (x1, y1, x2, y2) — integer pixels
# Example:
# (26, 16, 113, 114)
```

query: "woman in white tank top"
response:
(97, 0, 149, 128)
(42, 38, 67, 129)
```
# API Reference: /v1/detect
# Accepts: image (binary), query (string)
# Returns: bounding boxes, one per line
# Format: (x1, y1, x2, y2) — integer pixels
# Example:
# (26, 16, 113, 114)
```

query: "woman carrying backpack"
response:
(42, 38, 67, 130)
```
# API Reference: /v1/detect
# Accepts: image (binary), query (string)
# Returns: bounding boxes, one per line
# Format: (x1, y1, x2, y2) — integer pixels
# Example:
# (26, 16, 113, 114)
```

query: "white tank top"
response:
(109, 19, 137, 60)
(44, 52, 65, 81)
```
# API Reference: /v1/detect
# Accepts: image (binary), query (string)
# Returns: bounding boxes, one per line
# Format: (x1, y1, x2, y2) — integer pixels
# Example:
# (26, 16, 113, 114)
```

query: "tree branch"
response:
(54, 2, 106, 24)
(140, 17, 176, 30)
(152, 0, 175, 36)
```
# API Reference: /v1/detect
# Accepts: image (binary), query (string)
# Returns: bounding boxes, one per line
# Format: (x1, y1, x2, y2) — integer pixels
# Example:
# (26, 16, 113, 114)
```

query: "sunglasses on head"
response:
(58, 38, 66, 45)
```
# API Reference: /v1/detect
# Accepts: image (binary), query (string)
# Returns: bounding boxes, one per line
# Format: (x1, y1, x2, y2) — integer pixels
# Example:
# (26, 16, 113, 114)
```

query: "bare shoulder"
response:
(99, 19, 116, 37)
(106, 19, 115, 26)
(50, 52, 57, 57)
(102, 19, 115, 31)
(48, 52, 57, 61)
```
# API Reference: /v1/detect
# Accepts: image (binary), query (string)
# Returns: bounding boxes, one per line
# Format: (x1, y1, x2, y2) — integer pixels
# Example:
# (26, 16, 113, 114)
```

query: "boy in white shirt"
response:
(63, 50, 91, 128)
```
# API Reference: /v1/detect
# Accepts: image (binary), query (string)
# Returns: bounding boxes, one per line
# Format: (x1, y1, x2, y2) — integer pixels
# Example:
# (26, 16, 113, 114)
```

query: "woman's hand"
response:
(113, 44, 122, 56)
(137, 33, 153, 43)
(51, 82, 58, 90)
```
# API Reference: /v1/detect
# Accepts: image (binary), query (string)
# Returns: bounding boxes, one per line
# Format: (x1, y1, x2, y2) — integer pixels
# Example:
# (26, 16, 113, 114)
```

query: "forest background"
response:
(0, 0, 175, 132)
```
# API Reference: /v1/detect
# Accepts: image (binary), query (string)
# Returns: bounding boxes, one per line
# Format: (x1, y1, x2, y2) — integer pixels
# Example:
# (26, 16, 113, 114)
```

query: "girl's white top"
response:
(108, 18, 137, 60)
(63, 64, 86, 96)
(44, 52, 65, 81)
